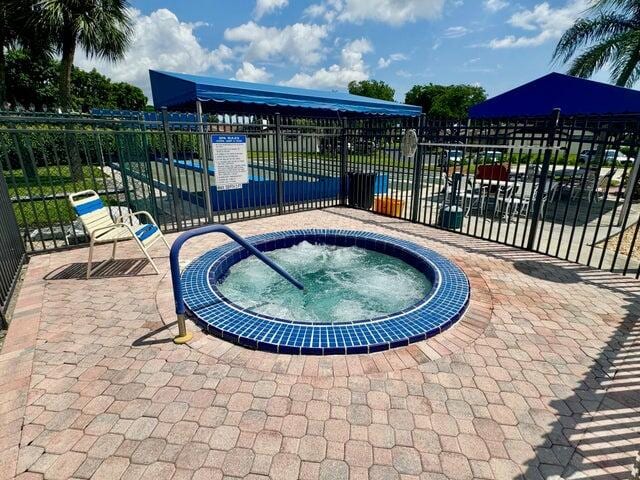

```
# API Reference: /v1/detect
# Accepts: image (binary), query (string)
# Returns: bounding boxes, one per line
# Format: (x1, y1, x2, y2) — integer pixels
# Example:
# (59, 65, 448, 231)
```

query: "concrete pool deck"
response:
(0, 208, 638, 479)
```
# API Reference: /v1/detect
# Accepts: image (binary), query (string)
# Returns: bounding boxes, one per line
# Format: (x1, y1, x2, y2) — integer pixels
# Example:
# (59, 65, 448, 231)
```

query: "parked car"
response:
(437, 149, 464, 167)
(578, 149, 635, 167)
(478, 150, 504, 164)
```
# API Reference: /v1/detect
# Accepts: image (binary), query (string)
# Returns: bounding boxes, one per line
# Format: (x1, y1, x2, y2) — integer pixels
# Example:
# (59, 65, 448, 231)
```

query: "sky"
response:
(75, 0, 607, 105)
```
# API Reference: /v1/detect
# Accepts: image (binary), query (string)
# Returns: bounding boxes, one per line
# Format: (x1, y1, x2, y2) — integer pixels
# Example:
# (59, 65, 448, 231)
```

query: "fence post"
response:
(340, 118, 349, 205)
(274, 113, 284, 215)
(195, 101, 214, 223)
(411, 114, 426, 222)
(161, 107, 184, 230)
(139, 125, 160, 222)
(527, 108, 561, 250)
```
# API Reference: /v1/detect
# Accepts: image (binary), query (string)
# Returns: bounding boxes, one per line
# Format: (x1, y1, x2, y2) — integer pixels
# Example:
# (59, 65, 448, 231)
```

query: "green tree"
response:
(348, 80, 396, 101)
(108, 82, 147, 110)
(0, 1, 51, 105)
(72, 68, 147, 111)
(5, 49, 147, 111)
(553, 0, 640, 86)
(405, 84, 487, 118)
(32, 0, 133, 110)
(5, 49, 59, 110)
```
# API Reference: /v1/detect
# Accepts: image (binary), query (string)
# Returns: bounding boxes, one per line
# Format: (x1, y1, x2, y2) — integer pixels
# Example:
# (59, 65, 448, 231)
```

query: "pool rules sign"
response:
(211, 134, 249, 190)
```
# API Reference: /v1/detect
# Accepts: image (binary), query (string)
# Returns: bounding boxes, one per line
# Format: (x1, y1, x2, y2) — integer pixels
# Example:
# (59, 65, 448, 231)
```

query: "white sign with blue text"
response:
(211, 134, 249, 190)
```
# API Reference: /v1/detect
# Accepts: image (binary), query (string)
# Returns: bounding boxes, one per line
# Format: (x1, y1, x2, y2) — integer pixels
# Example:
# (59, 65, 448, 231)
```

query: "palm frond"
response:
(607, 31, 640, 85)
(566, 35, 624, 78)
(33, 0, 133, 59)
(552, 14, 634, 64)
(623, 56, 640, 85)
(591, 0, 640, 16)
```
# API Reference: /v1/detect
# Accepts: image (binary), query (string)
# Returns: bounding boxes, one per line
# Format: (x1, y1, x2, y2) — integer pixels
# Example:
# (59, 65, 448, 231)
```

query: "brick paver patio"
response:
(0, 208, 638, 480)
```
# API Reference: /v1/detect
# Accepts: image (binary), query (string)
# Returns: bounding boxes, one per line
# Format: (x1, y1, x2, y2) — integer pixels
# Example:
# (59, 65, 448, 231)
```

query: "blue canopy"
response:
(149, 70, 421, 117)
(470, 72, 640, 118)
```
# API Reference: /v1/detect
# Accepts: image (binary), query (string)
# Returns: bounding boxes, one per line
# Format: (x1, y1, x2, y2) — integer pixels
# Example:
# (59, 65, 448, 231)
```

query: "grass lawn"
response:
(3, 165, 115, 229)
(3, 165, 108, 198)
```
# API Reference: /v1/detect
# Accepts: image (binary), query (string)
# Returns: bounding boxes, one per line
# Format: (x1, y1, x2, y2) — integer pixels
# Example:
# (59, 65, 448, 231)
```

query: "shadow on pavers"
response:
(133, 321, 178, 347)
(44, 259, 155, 280)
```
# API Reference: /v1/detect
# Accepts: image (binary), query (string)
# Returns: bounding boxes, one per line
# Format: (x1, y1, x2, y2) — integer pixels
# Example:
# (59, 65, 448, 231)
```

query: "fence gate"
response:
(0, 169, 26, 327)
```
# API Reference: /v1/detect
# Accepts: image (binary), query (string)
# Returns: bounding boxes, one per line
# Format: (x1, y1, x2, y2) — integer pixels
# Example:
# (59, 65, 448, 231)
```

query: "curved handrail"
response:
(170, 224, 304, 318)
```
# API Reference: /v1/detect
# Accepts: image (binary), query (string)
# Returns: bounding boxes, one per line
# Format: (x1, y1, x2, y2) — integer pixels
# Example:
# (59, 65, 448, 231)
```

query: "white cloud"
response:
(461, 57, 501, 73)
(378, 53, 407, 69)
(234, 62, 272, 82)
(254, 0, 288, 19)
(304, 0, 343, 22)
(282, 38, 372, 90)
(306, 0, 446, 26)
(224, 21, 328, 66)
(443, 26, 470, 38)
(74, 8, 232, 99)
(396, 69, 414, 78)
(487, 0, 590, 48)
(484, 0, 508, 12)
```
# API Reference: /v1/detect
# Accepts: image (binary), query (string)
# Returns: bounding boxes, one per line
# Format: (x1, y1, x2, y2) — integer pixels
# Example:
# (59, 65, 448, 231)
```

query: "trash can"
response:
(348, 172, 376, 209)
(438, 206, 464, 229)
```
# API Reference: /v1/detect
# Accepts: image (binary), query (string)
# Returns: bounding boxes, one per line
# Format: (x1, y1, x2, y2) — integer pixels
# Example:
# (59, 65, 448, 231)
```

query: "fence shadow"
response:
(330, 208, 640, 479)
(44, 258, 154, 280)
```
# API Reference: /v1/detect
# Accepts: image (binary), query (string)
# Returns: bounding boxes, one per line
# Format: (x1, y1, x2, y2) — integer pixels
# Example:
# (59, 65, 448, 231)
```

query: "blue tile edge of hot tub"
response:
(181, 229, 470, 355)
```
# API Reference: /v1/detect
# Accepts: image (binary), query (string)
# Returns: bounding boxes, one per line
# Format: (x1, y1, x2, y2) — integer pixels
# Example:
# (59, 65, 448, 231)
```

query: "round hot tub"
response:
(181, 230, 469, 355)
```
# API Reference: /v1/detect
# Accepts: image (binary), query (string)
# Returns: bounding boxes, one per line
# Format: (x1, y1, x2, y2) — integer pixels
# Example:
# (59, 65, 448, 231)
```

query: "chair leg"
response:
(87, 241, 95, 279)
(145, 252, 160, 274)
(136, 240, 160, 274)
(111, 240, 118, 260)
(161, 235, 171, 250)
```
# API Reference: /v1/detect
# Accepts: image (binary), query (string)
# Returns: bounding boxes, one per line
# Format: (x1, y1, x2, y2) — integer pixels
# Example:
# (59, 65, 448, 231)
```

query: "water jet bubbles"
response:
(217, 243, 432, 324)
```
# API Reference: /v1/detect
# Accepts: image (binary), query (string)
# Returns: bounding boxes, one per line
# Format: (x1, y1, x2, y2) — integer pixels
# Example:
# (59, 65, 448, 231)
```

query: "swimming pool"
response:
(181, 230, 470, 355)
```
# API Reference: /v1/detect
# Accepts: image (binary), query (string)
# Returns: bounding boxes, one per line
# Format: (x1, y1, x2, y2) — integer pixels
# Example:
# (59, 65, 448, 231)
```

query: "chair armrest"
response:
(117, 211, 158, 227)
(69, 189, 99, 202)
(91, 223, 133, 240)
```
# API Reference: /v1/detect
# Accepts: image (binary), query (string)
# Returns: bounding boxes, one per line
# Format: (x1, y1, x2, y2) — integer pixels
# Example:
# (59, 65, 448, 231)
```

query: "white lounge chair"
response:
(68, 190, 169, 278)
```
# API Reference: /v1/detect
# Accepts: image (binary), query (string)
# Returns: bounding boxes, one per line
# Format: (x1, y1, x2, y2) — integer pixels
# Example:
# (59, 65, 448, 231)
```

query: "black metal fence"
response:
(0, 164, 26, 327)
(1, 109, 639, 280)
(347, 111, 640, 276)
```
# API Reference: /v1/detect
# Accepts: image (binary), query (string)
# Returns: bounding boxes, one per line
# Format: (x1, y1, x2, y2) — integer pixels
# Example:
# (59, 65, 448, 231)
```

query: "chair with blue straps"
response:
(69, 190, 170, 278)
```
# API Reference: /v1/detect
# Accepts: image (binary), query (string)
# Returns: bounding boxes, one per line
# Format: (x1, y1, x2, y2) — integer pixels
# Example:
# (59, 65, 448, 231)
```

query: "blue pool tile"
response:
(182, 229, 470, 356)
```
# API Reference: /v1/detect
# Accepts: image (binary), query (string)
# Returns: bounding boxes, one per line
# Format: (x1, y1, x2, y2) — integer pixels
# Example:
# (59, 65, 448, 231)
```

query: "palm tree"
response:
(553, 0, 640, 87)
(33, 0, 133, 110)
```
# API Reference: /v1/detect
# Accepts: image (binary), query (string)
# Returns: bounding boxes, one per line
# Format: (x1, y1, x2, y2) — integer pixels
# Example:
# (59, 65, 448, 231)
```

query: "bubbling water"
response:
(216, 241, 432, 324)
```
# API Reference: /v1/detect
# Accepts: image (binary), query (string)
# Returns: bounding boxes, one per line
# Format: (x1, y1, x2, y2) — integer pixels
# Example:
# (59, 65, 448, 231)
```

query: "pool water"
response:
(216, 241, 432, 323)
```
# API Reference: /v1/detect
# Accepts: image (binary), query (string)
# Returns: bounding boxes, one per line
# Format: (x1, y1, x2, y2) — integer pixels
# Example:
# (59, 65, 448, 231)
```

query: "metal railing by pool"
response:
(169, 224, 304, 344)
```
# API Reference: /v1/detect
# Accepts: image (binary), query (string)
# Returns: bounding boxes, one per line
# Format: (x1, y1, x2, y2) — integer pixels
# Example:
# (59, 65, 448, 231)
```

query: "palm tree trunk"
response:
(58, 29, 76, 111)
(58, 27, 84, 181)
(0, 10, 6, 106)
(0, 36, 6, 107)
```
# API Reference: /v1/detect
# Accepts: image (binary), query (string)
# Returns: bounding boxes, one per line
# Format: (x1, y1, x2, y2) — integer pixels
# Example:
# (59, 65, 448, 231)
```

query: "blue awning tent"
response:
(149, 70, 421, 117)
(470, 72, 640, 118)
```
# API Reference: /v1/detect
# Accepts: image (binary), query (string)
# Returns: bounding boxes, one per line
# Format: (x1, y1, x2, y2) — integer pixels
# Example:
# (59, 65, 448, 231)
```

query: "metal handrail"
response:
(169, 224, 304, 343)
